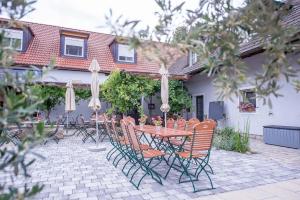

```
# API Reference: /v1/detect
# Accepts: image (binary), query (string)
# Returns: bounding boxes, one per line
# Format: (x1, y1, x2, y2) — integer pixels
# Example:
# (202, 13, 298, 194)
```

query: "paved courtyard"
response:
(1, 132, 300, 200)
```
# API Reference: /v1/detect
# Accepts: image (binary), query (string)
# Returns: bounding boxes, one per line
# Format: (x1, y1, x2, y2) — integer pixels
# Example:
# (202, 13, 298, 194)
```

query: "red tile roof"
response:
(4, 19, 182, 76)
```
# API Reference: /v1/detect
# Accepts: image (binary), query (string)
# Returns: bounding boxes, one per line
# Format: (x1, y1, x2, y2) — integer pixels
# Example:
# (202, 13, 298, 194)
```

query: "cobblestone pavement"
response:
(1, 133, 300, 200)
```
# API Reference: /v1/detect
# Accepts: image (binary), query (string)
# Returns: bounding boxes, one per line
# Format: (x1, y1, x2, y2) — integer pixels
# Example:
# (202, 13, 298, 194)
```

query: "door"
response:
(196, 95, 204, 121)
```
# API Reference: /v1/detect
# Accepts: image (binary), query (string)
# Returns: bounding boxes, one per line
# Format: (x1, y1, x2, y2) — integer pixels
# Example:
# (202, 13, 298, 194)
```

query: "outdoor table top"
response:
(135, 125, 192, 138)
(90, 118, 112, 123)
(21, 120, 44, 124)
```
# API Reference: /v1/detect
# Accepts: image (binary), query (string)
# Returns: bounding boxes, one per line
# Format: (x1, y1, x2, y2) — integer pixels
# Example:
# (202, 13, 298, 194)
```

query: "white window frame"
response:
(1, 28, 23, 51)
(238, 86, 257, 114)
(189, 50, 198, 66)
(117, 44, 135, 63)
(64, 37, 84, 57)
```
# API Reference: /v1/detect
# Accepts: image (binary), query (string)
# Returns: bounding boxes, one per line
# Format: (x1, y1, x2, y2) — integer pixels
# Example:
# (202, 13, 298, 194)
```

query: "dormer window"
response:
(60, 30, 89, 59)
(1, 28, 23, 51)
(64, 37, 84, 57)
(189, 50, 198, 66)
(117, 44, 135, 63)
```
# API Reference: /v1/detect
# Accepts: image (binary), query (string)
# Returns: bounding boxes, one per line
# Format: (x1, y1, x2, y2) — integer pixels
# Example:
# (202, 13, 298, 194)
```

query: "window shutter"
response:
(60, 35, 65, 56)
(134, 50, 137, 64)
(113, 43, 118, 62)
(22, 28, 33, 52)
(188, 51, 191, 66)
(84, 39, 88, 58)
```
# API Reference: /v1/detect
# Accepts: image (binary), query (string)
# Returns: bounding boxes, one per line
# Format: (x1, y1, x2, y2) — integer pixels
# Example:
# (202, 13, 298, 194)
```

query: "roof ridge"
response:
(0, 17, 115, 37)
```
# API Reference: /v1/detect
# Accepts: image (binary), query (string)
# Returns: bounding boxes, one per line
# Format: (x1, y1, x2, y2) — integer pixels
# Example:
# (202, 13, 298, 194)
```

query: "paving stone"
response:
(1, 133, 300, 200)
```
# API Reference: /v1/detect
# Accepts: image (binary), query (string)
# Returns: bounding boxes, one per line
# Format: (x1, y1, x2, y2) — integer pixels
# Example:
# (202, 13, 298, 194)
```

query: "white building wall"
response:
(185, 53, 300, 135)
(42, 69, 108, 85)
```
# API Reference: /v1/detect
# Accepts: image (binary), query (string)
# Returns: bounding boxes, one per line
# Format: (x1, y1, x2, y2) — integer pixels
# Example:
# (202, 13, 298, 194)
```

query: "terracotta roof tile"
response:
(7, 19, 181, 76)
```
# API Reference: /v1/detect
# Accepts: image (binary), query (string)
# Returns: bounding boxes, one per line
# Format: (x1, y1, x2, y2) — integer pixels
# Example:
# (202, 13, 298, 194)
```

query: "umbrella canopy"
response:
(160, 65, 170, 113)
(65, 81, 76, 112)
(88, 59, 101, 111)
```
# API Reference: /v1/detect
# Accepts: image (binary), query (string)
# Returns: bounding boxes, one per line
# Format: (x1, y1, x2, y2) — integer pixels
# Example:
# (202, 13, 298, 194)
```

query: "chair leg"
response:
(178, 158, 198, 192)
(115, 149, 127, 167)
(164, 154, 177, 179)
(107, 147, 118, 161)
(122, 156, 134, 176)
(106, 146, 116, 160)
(112, 149, 123, 166)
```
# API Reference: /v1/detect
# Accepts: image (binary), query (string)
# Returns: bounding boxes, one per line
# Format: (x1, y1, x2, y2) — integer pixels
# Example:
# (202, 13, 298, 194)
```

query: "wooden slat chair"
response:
(176, 118, 186, 130)
(186, 118, 200, 131)
(125, 116, 136, 125)
(110, 118, 138, 167)
(44, 118, 63, 144)
(173, 122, 215, 192)
(120, 119, 151, 176)
(125, 121, 165, 189)
(153, 118, 176, 152)
(168, 118, 187, 147)
(203, 119, 217, 129)
(174, 118, 200, 149)
(121, 119, 151, 174)
(166, 118, 175, 128)
(80, 116, 97, 143)
(75, 115, 86, 136)
(182, 120, 215, 174)
(104, 115, 121, 161)
(96, 114, 109, 141)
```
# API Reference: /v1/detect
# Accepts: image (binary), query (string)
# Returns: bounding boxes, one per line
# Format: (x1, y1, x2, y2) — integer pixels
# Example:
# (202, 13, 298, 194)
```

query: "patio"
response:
(2, 132, 300, 200)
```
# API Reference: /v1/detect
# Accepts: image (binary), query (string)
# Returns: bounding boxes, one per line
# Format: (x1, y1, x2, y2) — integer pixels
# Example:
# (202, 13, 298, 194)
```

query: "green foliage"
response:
(34, 85, 91, 119)
(101, 69, 159, 114)
(74, 88, 91, 102)
(0, 1, 47, 199)
(34, 85, 65, 119)
(169, 80, 192, 114)
(214, 125, 250, 153)
(105, 0, 300, 105)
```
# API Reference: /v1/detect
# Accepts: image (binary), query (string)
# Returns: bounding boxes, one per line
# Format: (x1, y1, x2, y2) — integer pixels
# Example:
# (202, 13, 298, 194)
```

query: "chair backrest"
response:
(53, 117, 62, 134)
(78, 115, 85, 126)
(98, 114, 105, 121)
(203, 119, 217, 129)
(103, 114, 116, 141)
(166, 118, 175, 129)
(120, 119, 130, 143)
(126, 121, 141, 151)
(125, 116, 136, 125)
(110, 118, 123, 142)
(176, 118, 186, 130)
(190, 122, 215, 153)
(186, 118, 200, 131)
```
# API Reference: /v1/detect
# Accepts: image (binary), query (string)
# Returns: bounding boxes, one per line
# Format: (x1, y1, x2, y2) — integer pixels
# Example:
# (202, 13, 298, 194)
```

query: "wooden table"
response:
(135, 125, 192, 137)
(135, 125, 193, 179)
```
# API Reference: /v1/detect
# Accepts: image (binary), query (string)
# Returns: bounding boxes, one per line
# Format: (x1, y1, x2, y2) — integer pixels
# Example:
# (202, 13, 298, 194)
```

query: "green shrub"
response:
(214, 124, 250, 153)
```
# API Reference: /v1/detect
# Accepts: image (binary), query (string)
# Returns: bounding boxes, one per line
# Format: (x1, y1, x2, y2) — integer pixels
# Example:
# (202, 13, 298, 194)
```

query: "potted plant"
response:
(138, 114, 147, 128)
(152, 116, 162, 131)
(239, 102, 255, 112)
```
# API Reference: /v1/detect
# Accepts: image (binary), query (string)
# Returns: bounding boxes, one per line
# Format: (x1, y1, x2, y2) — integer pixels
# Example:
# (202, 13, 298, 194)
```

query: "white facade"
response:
(42, 69, 108, 85)
(185, 53, 300, 135)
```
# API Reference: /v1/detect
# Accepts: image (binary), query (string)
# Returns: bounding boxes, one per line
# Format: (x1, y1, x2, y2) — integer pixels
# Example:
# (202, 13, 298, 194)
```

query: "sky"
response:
(1, 0, 244, 34)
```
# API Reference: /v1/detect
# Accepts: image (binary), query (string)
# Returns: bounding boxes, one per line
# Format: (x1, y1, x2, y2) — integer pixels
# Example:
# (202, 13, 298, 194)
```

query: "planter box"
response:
(263, 125, 300, 149)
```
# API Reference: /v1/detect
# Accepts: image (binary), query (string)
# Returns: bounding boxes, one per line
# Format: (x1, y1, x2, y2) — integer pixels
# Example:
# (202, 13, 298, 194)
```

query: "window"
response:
(118, 44, 135, 63)
(189, 50, 198, 66)
(239, 88, 256, 113)
(64, 37, 84, 57)
(1, 29, 23, 51)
